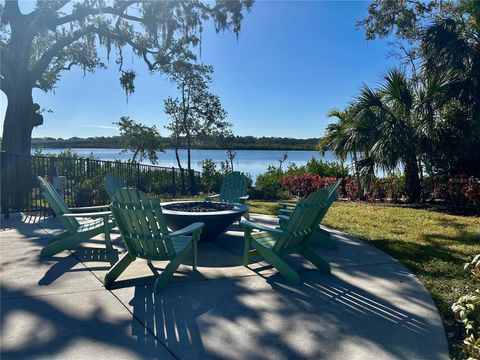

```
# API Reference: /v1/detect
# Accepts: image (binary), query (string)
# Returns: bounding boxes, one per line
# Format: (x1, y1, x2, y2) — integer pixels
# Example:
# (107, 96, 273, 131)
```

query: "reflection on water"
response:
(35, 148, 345, 181)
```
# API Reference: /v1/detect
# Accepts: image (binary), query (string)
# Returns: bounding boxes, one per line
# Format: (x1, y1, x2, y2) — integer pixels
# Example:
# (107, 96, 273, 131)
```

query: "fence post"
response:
(49, 158, 57, 180)
(137, 163, 141, 190)
(86, 158, 90, 179)
(171, 167, 176, 198)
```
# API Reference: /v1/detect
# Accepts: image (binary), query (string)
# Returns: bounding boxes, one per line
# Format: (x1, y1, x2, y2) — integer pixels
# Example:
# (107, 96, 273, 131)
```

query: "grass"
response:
(247, 199, 480, 355)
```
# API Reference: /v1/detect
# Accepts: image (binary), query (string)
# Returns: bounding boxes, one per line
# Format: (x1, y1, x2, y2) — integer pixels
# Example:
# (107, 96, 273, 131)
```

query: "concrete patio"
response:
(1, 214, 449, 359)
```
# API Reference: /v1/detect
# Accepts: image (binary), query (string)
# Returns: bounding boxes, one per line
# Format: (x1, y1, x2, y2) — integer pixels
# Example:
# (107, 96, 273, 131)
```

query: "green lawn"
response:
(248, 199, 480, 355)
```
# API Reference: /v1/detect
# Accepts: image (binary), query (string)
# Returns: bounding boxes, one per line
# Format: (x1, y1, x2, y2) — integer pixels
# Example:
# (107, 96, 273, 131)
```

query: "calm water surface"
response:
(36, 148, 342, 181)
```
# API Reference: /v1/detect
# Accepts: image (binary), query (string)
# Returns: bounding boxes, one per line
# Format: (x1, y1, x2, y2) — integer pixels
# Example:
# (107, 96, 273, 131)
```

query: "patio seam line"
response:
(32, 222, 181, 360)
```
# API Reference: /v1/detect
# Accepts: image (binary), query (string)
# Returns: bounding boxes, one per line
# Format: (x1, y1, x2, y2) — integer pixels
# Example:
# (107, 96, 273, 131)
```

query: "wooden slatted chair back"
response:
(37, 176, 80, 232)
(313, 178, 342, 226)
(275, 189, 329, 253)
(220, 171, 248, 203)
(327, 178, 342, 199)
(104, 173, 127, 199)
(110, 188, 175, 261)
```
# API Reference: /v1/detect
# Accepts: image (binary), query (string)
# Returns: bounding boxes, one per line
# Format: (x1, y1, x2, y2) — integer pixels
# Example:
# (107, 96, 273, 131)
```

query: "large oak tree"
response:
(0, 0, 252, 209)
(0, 0, 252, 156)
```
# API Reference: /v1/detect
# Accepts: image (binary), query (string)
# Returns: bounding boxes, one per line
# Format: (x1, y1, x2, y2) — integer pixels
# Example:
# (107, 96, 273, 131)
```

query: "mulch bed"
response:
(163, 201, 234, 213)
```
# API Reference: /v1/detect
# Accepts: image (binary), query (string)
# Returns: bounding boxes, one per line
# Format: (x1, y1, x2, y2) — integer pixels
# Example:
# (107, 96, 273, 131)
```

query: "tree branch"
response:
(52, 1, 142, 27)
(30, 23, 156, 82)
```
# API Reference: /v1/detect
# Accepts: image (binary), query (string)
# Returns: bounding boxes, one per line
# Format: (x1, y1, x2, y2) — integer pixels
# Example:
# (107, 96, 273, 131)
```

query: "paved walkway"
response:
(1, 214, 449, 359)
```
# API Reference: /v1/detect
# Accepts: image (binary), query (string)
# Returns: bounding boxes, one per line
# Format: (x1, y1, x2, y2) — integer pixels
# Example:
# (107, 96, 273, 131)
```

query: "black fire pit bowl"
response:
(162, 201, 248, 242)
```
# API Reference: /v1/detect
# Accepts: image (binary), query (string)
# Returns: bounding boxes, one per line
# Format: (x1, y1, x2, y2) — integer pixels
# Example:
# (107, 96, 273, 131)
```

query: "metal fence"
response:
(0, 152, 200, 217)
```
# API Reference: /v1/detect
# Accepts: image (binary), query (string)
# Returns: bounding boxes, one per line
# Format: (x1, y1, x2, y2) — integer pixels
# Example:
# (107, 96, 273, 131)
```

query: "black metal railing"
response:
(0, 152, 200, 217)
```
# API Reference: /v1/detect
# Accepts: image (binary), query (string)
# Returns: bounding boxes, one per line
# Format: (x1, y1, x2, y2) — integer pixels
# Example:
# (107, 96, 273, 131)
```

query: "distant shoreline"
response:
(31, 135, 320, 151)
(32, 146, 318, 152)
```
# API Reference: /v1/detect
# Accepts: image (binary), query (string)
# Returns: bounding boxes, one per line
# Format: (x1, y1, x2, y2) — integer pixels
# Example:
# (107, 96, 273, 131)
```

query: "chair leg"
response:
(242, 234, 252, 266)
(147, 260, 160, 276)
(104, 252, 136, 287)
(47, 231, 70, 245)
(103, 216, 113, 252)
(255, 246, 301, 285)
(308, 228, 338, 250)
(40, 233, 84, 258)
(153, 255, 184, 293)
(192, 240, 198, 271)
(302, 246, 331, 274)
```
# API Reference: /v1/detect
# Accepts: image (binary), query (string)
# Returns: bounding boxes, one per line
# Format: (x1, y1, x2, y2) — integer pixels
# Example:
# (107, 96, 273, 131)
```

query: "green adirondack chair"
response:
(241, 189, 331, 285)
(105, 188, 204, 293)
(278, 178, 342, 249)
(206, 171, 249, 204)
(104, 173, 127, 199)
(278, 178, 341, 216)
(37, 176, 114, 258)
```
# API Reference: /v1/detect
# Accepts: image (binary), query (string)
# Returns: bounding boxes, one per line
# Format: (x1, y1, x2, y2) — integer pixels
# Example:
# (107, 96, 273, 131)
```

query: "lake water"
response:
(35, 148, 343, 181)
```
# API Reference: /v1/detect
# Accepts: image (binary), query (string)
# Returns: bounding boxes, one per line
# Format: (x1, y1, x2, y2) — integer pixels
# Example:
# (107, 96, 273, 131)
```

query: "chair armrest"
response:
(278, 202, 296, 209)
(69, 204, 111, 212)
(62, 211, 111, 218)
(278, 208, 293, 215)
(238, 195, 249, 204)
(168, 222, 204, 238)
(240, 220, 285, 235)
(205, 194, 220, 201)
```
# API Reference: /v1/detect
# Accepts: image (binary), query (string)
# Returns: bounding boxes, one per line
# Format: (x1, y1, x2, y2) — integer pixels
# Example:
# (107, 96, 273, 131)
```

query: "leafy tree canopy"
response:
(0, 0, 253, 95)
(164, 61, 230, 172)
(115, 116, 164, 164)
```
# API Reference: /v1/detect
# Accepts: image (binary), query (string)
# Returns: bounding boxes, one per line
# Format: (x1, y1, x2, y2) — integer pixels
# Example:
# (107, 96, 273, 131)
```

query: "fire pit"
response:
(162, 201, 248, 242)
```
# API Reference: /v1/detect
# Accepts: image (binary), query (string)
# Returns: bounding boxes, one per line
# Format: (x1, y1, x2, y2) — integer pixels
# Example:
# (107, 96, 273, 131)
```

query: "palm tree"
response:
(350, 69, 422, 202)
(319, 108, 370, 195)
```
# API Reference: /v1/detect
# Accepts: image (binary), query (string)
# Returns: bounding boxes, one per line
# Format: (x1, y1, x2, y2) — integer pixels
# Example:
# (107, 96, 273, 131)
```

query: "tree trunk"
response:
(2, 87, 35, 155)
(174, 144, 186, 195)
(404, 154, 422, 203)
(186, 134, 192, 172)
(1, 85, 36, 213)
(186, 133, 194, 194)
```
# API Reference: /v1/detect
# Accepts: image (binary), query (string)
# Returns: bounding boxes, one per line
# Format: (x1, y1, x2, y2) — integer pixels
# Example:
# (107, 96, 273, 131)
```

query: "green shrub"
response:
(254, 165, 287, 200)
(367, 174, 407, 202)
(304, 158, 349, 177)
(283, 158, 349, 178)
(74, 179, 97, 207)
(200, 159, 223, 193)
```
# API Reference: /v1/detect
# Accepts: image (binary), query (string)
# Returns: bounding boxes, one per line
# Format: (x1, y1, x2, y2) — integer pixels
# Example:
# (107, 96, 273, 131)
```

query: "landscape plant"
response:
(200, 159, 223, 194)
(280, 174, 339, 198)
(253, 165, 286, 200)
(452, 254, 480, 359)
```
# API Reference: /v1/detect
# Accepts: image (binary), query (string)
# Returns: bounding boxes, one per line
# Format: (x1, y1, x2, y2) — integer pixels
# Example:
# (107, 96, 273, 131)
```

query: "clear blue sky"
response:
(0, 1, 396, 139)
